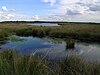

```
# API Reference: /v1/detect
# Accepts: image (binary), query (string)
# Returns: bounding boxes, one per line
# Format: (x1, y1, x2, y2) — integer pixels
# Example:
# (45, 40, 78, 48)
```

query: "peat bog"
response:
(0, 22, 100, 75)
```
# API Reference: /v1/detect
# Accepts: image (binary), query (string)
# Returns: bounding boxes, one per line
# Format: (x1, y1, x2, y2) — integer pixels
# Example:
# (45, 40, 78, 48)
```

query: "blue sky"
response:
(0, 0, 51, 15)
(0, 0, 100, 22)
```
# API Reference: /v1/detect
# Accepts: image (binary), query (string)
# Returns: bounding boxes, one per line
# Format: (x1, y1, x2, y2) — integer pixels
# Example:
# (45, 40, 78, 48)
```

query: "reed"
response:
(0, 50, 55, 75)
(0, 50, 100, 75)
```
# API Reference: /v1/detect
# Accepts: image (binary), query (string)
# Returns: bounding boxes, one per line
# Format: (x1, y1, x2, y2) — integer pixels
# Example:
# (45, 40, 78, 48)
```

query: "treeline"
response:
(0, 21, 100, 25)
(0, 21, 57, 23)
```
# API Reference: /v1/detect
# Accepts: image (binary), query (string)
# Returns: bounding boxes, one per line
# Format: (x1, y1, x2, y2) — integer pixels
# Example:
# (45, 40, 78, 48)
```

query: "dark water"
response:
(0, 35, 100, 62)
(28, 23, 59, 26)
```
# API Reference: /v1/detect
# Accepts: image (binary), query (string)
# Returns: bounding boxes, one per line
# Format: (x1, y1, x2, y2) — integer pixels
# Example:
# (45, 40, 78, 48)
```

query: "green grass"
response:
(8, 36, 27, 42)
(0, 29, 9, 41)
(47, 37, 63, 44)
(0, 50, 55, 75)
(0, 50, 100, 75)
(60, 56, 100, 75)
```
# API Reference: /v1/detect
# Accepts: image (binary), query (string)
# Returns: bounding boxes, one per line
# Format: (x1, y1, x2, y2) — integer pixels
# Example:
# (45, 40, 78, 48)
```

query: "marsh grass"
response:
(60, 56, 100, 75)
(0, 50, 100, 75)
(0, 29, 9, 41)
(0, 50, 55, 75)
(66, 38, 75, 49)
(0, 23, 100, 42)
(8, 36, 27, 42)
(0, 23, 100, 75)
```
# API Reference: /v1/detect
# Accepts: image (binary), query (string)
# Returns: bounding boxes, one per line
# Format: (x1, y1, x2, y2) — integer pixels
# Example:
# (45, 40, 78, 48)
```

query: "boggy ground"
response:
(0, 23, 100, 42)
(0, 22, 100, 75)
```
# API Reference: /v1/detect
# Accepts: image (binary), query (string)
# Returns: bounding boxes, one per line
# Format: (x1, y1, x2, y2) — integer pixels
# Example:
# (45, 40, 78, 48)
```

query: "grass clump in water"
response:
(8, 36, 27, 42)
(66, 37, 75, 49)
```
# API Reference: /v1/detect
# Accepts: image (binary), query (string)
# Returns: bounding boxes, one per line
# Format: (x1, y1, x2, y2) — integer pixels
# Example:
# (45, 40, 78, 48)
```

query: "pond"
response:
(0, 35, 100, 62)
(28, 23, 59, 26)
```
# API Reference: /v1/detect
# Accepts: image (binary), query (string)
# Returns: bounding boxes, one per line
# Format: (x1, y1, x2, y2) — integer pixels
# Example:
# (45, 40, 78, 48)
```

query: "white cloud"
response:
(60, 0, 79, 5)
(58, 0, 90, 15)
(43, 0, 100, 22)
(45, 12, 100, 23)
(7, 14, 15, 18)
(89, 3, 100, 11)
(32, 15, 39, 20)
(2, 6, 8, 11)
(9, 9, 16, 12)
(3, 16, 10, 19)
(0, 11, 3, 14)
(41, 0, 56, 6)
(0, 11, 3, 16)
(47, 0, 100, 15)
(0, 6, 15, 20)
(0, 0, 100, 22)
(45, 0, 100, 21)
(66, 9, 81, 15)
(0, 6, 41, 21)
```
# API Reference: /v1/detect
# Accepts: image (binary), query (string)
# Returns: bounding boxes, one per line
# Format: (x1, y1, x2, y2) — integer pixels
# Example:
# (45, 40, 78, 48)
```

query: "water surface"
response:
(0, 35, 100, 62)
(28, 23, 59, 26)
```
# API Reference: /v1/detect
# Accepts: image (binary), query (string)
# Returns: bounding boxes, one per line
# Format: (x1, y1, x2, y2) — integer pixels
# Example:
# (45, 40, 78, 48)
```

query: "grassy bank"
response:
(0, 50, 100, 75)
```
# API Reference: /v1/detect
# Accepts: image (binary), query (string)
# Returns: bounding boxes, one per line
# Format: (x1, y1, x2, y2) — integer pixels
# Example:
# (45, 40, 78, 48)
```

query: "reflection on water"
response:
(28, 23, 59, 26)
(0, 35, 100, 62)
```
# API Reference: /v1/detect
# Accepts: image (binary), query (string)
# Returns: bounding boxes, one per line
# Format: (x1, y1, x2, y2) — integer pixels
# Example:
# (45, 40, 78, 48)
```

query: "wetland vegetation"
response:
(0, 22, 100, 42)
(0, 22, 100, 75)
(0, 50, 100, 75)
